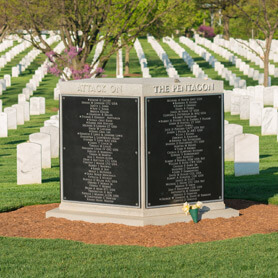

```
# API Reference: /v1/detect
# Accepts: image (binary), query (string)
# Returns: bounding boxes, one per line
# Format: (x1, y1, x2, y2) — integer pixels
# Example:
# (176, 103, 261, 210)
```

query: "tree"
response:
(123, 0, 206, 76)
(8, 0, 183, 80)
(232, 0, 278, 86)
(196, 0, 240, 40)
(0, 0, 12, 42)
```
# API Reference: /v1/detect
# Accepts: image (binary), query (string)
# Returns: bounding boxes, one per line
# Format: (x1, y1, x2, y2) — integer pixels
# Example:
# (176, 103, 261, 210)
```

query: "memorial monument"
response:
(46, 77, 239, 226)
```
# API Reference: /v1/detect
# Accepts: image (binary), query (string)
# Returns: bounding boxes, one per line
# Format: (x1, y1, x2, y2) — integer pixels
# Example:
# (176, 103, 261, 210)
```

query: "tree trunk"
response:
(223, 15, 230, 40)
(125, 45, 132, 76)
(264, 36, 273, 87)
(116, 50, 120, 77)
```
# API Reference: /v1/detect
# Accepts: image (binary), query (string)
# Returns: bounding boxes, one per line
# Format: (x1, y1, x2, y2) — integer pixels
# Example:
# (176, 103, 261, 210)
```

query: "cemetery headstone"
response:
(17, 142, 42, 185)
(261, 108, 278, 135)
(44, 119, 59, 128)
(40, 126, 59, 158)
(30, 97, 40, 115)
(240, 95, 250, 120)
(4, 107, 17, 129)
(12, 104, 24, 125)
(29, 132, 51, 168)
(0, 112, 8, 137)
(38, 97, 45, 114)
(18, 94, 26, 103)
(231, 92, 241, 115)
(234, 134, 259, 176)
(20, 101, 30, 121)
(250, 101, 263, 126)
(224, 123, 243, 161)
(4, 74, 11, 87)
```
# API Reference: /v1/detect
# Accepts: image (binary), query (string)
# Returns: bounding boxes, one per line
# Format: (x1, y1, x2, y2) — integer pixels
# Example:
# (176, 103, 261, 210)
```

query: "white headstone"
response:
(30, 97, 40, 115)
(44, 119, 59, 128)
(249, 101, 263, 126)
(261, 108, 278, 135)
(17, 142, 42, 185)
(50, 115, 59, 121)
(20, 101, 30, 121)
(254, 86, 264, 103)
(22, 88, 31, 100)
(223, 90, 232, 112)
(54, 87, 60, 100)
(40, 126, 59, 158)
(12, 67, 19, 77)
(240, 96, 250, 120)
(12, 104, 24, 125)
(29, 132, 51, 168)
(0, 112, 8, 137)
(263, 87, 273, 106)
(4, 74, 11, 87)
(4, 107, 17, 129)
(38, 97, 45, 114)
(234, 134, 259, 176)
(0, 79, 6, 91)
(225, 124, 243, 161)
(273, 90, 278, 109)
(231, 92, 241, 115)
(0, 99, 2, 112)
(18, 94, 26, 103)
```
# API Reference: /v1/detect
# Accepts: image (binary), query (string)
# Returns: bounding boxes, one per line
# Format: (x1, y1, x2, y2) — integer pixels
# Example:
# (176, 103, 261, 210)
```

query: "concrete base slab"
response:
(46, 206, 239, 226)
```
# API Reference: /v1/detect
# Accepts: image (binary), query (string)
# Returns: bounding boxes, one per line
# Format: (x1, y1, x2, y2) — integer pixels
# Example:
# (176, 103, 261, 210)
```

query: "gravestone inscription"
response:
(62, 96, 140, 207)
(146, 94, 223, 207)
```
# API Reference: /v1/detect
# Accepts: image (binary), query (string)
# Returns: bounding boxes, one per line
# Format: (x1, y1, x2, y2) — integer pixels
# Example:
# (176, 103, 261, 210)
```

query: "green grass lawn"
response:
(1, 233, 278, 277)
(1, 36, 278, 277)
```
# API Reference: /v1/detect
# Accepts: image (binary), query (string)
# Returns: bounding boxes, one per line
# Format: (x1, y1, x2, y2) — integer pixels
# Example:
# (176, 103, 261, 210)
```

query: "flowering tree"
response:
(198, 25, 216, 38)
(9, 0, 182, 80)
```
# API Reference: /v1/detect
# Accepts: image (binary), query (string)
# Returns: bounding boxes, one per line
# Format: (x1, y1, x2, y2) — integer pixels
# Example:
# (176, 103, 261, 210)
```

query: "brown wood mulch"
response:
(0, 200, 278, 248)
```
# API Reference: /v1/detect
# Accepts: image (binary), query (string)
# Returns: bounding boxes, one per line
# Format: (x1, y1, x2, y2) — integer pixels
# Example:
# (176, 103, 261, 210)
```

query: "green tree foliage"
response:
(232, 0, 278, 86)
(196, 0, 241, 40)
(7, 0, 183, 79)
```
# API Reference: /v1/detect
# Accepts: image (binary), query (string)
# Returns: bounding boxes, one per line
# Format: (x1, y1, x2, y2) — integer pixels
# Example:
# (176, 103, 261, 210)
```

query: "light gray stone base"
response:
(46, 202, 239, 226)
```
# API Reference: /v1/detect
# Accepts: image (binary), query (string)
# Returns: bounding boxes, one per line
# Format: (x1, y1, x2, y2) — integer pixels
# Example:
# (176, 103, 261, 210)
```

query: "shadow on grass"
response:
(42, 177, 60, 183)
(260, 154, 272, 159)
(0, 154, 11, 157)
(6, 139, 26, 145)
(260, 167, 278, 175)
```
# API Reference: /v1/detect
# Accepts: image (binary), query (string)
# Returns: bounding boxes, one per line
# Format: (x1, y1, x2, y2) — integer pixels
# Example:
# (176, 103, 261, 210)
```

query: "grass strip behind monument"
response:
(1, 233, 278, 277)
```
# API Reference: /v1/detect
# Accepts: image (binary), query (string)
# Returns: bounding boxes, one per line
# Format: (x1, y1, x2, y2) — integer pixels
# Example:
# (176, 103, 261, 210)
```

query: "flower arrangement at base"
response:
(182, 201, 203, 223)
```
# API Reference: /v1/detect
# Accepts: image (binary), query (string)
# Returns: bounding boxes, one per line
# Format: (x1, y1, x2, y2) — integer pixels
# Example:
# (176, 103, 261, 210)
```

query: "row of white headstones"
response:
(196, 35, 272, 85)
(2, 36, 277, 184)
(0, 39, 65, 137)
(214, 36, 278, 76)
(0, 38, 65, 184)
(114, 37, 278, 177)
(17, 115, 59, 185)
(224, 85, 278, 176)
(16, 40, 65, 185)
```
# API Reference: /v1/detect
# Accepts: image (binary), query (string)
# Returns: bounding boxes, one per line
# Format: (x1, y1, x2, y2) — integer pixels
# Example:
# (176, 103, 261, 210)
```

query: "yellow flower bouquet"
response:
(182, 201, 203, 223)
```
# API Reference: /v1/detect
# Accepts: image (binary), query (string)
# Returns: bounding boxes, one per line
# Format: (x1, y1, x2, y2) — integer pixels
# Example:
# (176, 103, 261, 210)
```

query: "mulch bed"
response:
(0, 199, 277, 247)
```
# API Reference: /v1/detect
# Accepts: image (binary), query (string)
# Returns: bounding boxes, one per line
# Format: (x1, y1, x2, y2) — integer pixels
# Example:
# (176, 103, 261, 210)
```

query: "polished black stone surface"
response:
(146, 94, 223, 207)
(62, 96, 140, 207)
